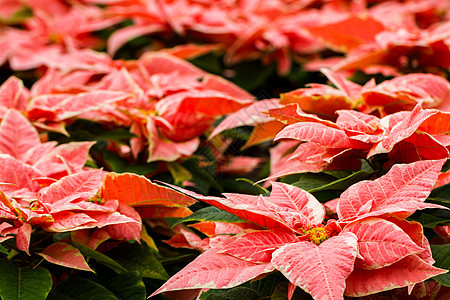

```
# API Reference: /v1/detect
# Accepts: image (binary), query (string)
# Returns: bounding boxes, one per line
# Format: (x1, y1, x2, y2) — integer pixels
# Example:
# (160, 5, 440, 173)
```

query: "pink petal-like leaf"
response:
(40, 169, 103, 205)
(266, 104, 339, 127)
(383, 216, 435, 265)
(0, 76, 29, 112)
(0, 109, 40, 160)
(55, 91, 130, 121)
(156, 90, 253, 117)
(71, 229, 110, 250)
(107, 24, 166, 56)
(265, 182, 326, 228)
(164, 226, 229, 252)
(104, 203, 142, 241)
(268, 142, 348, 180)
(280, 84, 353, 120)
(345, 255, 447, 297)
(209, 99, 282, 139)
(202, 75, 253, 100)
(242, 121, 285, 149)
(337, 159, 446, 222)
(388, 132, 449, 162)
(162, 183, 288, 230)
(149, 136, 200, 163)
(362, 73, 450, 112)
(16, 223, 32, 255)
(321, 69, 363, 98)
(188, 221, 248, 238)
(275, 122, 354, 148)
(272, 232, 358, 300)
(33, 141, 95, 177)
(336, 110, 382, 135)
(42, 211, 97, 232)
(220, 229, 299, 263)
(369, 104, 439, 156)
(38, 242, 93, 272)
(0, 154, 43, 194)
(139, 52, 205, 78)
(151, 238, 274, 296)
(343, 218, 424, 269)
(86, 211, 139, 228)
(22, 142, 58, 165)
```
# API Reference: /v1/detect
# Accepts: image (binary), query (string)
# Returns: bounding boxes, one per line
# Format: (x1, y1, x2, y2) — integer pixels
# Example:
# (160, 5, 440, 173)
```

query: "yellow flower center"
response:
(303, 226, 330, 245)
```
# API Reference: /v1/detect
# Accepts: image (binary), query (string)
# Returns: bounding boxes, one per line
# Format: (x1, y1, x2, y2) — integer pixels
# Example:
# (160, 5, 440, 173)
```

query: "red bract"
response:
(152, 160, 447, 299)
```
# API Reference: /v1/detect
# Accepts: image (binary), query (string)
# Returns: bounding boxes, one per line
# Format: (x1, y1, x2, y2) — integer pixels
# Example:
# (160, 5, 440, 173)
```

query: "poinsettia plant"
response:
(0, 108, 201, 299)
(0, 1, 449, 299)
(152, 159, 449, 300)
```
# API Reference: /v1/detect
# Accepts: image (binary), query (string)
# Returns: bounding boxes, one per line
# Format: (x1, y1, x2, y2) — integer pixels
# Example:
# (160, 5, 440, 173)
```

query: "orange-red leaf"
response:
(101, 173, 197, 207)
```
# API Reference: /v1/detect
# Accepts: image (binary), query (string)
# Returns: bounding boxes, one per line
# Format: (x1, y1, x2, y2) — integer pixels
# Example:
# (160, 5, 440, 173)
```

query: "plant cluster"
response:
(0, 0, 449, 299)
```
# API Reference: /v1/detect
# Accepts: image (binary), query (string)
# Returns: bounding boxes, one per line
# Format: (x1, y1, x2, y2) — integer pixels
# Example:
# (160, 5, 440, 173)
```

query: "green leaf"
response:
(430, 183, 450, 200)
(412, 212, 450, 228)
(270, 282, 289, 300)
(0, 259, 52, 300)
(167, 162, 192, 185)
(159, 253, 197, 264)
(189, 53, 222, 74)
(171, 206, 245, 228)
(63, 119, 136, 142)
(288, 171, 373, 194)
(124, 163, 158, 175)
(102, 151, 158, 175)
(270, 282, 313, 300)
(47, 277, 118, 300)
(182, 156, 222, 194)
(426, 197, 450, 208)
(245, 273, 285, 296)
(95, 128, 137, 140)
(0, 244, 9, 255)
(229, 61, 276, 92)
(103, 272, 146, 300)
(288, 173, 336, 191)
(200, 287, 263, 300)
(220, 127, 251, 141)
(70, 242, 128, 274)
(107, 243, 169, 280)
(308, 170, 373, 193)
(3, 7, 32, 25)
(103, 150, 127, 172)
(235, 178, 269, 194)
(431, 244, 450, 287)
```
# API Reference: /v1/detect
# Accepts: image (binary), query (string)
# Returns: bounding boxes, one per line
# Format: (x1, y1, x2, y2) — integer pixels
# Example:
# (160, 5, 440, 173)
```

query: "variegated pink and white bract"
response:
(0, 109, 198, 259)
(152, 159, 448, 300)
